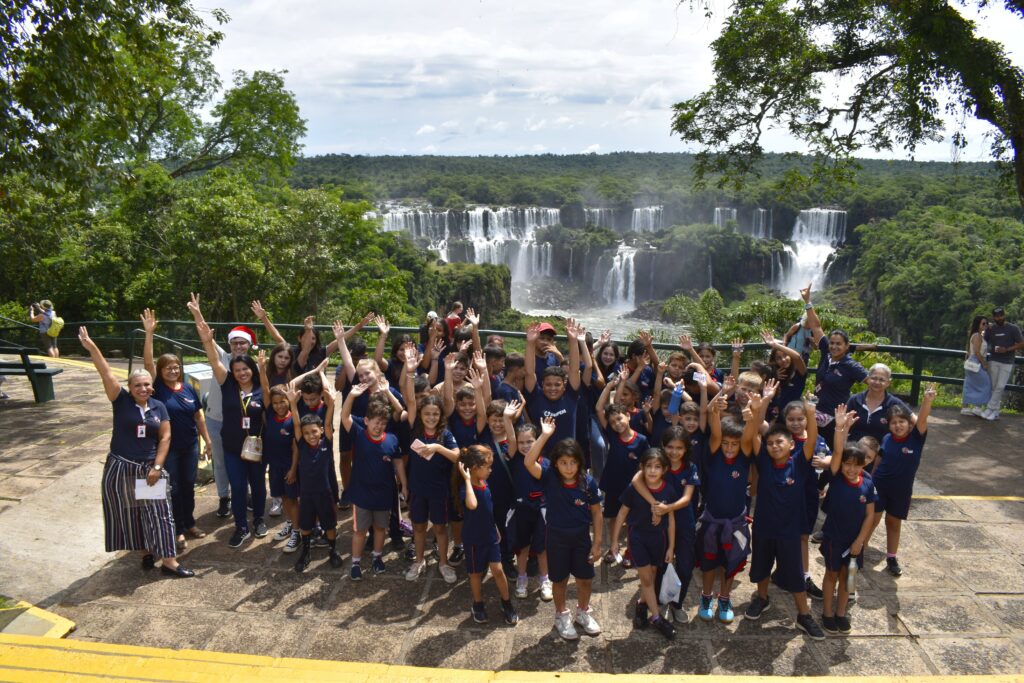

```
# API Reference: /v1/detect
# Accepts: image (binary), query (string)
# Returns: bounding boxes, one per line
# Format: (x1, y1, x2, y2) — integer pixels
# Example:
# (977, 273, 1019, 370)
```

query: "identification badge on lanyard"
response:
(137, 424, 147, 438)
(242, 417, 251, 430)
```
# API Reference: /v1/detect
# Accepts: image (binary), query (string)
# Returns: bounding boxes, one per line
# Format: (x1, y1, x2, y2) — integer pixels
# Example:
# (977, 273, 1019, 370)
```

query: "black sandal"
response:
(141, 554, 155, 570)
(160, 564, 196, 578)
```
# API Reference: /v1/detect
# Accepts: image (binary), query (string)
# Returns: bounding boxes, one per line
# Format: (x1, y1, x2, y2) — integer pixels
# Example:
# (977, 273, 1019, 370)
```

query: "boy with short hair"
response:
(287, 407, 343, 573)
(525, 320, 583, 457)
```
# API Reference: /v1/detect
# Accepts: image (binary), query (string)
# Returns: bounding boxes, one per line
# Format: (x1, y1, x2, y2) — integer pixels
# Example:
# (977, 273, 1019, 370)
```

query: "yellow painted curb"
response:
(914, 495, 1024, 502)
(27, 355, 129, 379)
(0, 602, 75, 639)
(1, 635, 1023, 683)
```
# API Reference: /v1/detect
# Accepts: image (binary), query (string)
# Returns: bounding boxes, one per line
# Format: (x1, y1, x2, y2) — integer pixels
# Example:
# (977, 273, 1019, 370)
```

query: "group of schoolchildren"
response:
(190, 297, 936, 643)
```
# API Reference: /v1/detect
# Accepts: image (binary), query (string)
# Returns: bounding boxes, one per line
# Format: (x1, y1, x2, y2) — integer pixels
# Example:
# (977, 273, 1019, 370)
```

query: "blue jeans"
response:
(224, 450, 266, 532)
(589, 416, 607, 480)
(206, 417, 230, 498)
(165, 442, 199, 531)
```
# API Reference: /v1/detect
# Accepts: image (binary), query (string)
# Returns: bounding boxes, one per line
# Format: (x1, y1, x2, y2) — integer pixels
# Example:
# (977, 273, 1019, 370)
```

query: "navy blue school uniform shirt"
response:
(703, 449, 751, 519)
(665, 460, 701, 531)
(753, 448, 813, 539)
(620, 480, 678, 536)
(263, 412, 295, 466)
(298, 437, 334, 494)
(541, 468, 602, 532)
(634, 365, 656, 401)
(533, 351, 560, 377)
(291, 344, 327, 375)
(153, 380, 201, 449)
(109, 389, 169, 462)
(526, 384, 580, 456)
(511, 451, 548, 505)
(874, 429, 926, 488)
(846, 391, 911, 443)
(822, 472, 876, 545)
(407, 429, 458, 498)
(219, 376, 264, 453)
(599, 429, 647, 494)
(448, 414, 480, 449)
(347, 416, 400, 510)
(460, 482, 499, 545)
(814, 337, 867, 416)
(651, 411, 673, 447)
(771, 368, 807, 423)
(628, 406, 647, 436)
(480, 428, 515, 512)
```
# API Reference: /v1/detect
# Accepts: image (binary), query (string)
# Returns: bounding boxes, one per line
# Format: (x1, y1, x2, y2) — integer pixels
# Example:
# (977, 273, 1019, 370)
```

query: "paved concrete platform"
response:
(2, 358, 1024, 676)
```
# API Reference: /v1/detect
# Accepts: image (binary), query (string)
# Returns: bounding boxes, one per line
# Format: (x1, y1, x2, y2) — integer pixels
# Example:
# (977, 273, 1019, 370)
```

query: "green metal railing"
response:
(1, 319, 1021, 405)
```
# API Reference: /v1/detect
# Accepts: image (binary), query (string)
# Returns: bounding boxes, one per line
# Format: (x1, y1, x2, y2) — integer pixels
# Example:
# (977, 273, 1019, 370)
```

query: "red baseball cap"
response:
(536, 322, 556, 335)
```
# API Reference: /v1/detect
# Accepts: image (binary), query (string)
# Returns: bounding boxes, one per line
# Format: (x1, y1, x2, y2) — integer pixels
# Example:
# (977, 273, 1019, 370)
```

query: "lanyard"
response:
(241, 392, 253, 433)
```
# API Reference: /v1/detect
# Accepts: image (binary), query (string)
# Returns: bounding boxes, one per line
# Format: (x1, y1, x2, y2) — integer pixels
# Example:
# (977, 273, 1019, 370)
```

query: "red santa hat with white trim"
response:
(227, 325, 258, 349)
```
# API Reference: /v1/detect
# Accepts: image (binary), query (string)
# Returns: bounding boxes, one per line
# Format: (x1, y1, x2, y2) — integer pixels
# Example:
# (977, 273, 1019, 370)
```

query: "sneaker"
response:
(371, 555, 386, 574)
(313, 529, 329, 548)
(574, 606, 601, 635)
(602, 549, 618, 565)
(886, 556, 903, 577)
(621, 549, 633, 569)
(810, 530, 824, 544)
(405, 560, 425, 581)
(717, 596, 735, 624)
(448, 545, 465, 565)
(650, 615, 676, 640)
(329, 550, 344, 569)
(848, 591, 858, 605)
(217, 497, 231, 518)
(821, 614, 838, 635)
(555, 610, 579, 640)
(283, 531, 301, 553)
(404, 541, 417, 562)
(835, 614, 851, 634)
(669, 604, 689, 624)
(350, 563, 363, 581)
(502, 600, 519, 626)
(228, 528, 250, 548)
(796, 613, 825, 641)
(471, 601, 488, 624)
(971, 406, 986, 417)
(515, 575, 528, 599)
(805, 576, 824, 600)
(253, 519, 268, 539)
(269, 497, 283, 517)
(698, 594, 716, 622)
(982, 408, 1000, 421)
(633, 601, 649, 629)
(744, 595, 770, 621)
(338, 490, 351, 510)
(439, 563, 457, 584)
(274, 520, 294, 541)
(539, 578, 553, 601)
(294, 546, 311, 573)
(960, 407, 975, 415)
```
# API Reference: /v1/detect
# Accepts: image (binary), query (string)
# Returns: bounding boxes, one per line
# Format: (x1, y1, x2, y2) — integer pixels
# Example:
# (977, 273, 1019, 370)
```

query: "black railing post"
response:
(128, 327, 135, 375)
(910, 347, 924, 405)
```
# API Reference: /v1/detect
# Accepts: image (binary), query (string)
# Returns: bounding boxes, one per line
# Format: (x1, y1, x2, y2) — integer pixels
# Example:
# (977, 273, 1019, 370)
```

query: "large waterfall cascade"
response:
(780, 208, 848, 296)
(594, 244, 638, 311)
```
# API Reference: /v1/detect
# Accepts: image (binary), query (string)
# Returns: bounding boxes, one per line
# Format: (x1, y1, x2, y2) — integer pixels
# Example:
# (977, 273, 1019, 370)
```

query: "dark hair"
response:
(542, 365, 567, 381)
(454, 385, 476, 402)
(450, 351, 469, 368)
(298, 326, 322, 351)
(841, 442, 867, 466)
(366, 398, 391, 421)
(750, 359, 775, 382)
(453, 445, 493, 515)
(618, 379, 640, 403)
(549, 438, 586, 488)
(660, 425, 692, 467)
(679, 400, 700, 416)
(414, 394, 447, 436)
(299, 375, 322, 395)
(515, 421, 539, 439)
(604, 401, 628, 420)
(483, 344, 506, 361)
(155, 352, 183, 384)
(389, 333, 415, 366)
(594, 341, 620, 377)
(695, 341, 716, 358)
(640, 447, 669, 470)
(229, 355, 261, 384)
(412, 374, 429, 394)
(269, 384, 289, 402)
(626, 339, 646, 359)
(969, 315, 987, 335)
(720, 416, 745, 439)
(349, 337, 368, 360)
(300, 413, 324, 428)
(453, 326, 473, 349)
(765, 423, 795, 444)
(486, 334, 504, 347)
(268, 342, 295, 381)
(504, 352, 525, 371)
(858, 435, 880, 454)
(782, 400, 806, 417)
(485, 399, 507, 418)
(886, 403, 914, 422)
(829, 329, 851, 344)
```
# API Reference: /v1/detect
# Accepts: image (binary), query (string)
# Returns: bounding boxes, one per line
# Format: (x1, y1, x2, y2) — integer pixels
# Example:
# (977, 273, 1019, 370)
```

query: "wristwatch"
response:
(804, 303, 814, 310)
(152, 464, 163, 472)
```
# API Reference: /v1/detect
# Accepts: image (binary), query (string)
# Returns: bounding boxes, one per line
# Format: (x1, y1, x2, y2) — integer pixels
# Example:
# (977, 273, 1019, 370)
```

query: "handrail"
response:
(126, 329, 210, 375)
(0, 314, 38, 330)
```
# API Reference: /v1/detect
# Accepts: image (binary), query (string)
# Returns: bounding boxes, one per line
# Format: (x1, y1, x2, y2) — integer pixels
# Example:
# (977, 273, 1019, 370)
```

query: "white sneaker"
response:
(268, 497, 283, 517)
(515, 576, 528, 599)
(405, 560, 425, 581)
(971, 406, 986, 417)
(574, 606, 601, 635)
(539, 578, 553, 602)
(555, 610, 579, 640)
(283, 530, 300, 553)
(983, 409, 1000, 421)
(960, 407, 975, 415)
(439, 563, 457, 584)
(274, 520, 293, 541)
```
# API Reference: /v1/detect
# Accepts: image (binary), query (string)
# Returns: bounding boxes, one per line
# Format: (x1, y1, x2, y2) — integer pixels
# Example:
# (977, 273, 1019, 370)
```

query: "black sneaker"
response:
(372, 555, 386, 574)
(216, 497, 231, 518)
(650, 615, 676, 640)
(805, 576, 824, 600)
(448, 545, 465, 566)
(886, 556, 903, 577)
(350, 563, 362, 581)
(744, 595, 770, 621)
(329, 550, 344, 569)
(338, 490, 351, 510)
(294, 547, 311, 574)
(228, 528, 250, 548)
(404, 541, 417, 562)
(821, 614, 838, 634)
(313, 527, 329, 548)
(471, 601, 488, 624)
(835, 614, 851, 634)
(633, 601, 649, 629)
(501, 599, 519, 625)
(796, 613, 825, 641)
(253, 519, 268, 538)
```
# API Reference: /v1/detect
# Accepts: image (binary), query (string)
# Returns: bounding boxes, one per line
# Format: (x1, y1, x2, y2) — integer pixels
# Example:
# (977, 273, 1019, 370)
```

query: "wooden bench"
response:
(0, 347, 63, 403)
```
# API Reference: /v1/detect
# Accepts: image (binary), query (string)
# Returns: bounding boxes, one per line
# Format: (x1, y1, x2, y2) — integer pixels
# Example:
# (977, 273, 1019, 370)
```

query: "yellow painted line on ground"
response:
(26, 355, 129, 379)
(914, 494, 1024, 502)
(1, 636, 1023, 683)
(0, 601, 75, 638)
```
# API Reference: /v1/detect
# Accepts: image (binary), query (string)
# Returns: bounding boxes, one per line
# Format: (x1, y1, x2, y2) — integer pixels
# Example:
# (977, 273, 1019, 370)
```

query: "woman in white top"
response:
(961, 315, 992, 415)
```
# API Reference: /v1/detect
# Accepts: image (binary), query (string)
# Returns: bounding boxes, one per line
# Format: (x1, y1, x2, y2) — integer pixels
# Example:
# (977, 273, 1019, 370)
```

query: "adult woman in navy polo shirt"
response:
(811, 328, 867, 443)
(846, 363, 914, 444)
(79, 327, 193, 577)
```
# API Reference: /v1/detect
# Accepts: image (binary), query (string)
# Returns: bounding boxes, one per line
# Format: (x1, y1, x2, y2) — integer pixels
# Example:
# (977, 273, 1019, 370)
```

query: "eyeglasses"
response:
(866, 375, 890, 383)
(165, 366, 181, 372)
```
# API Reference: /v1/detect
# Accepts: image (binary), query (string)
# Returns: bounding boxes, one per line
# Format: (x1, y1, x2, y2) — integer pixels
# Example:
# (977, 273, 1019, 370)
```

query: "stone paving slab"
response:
(3, 359, 1024, 675)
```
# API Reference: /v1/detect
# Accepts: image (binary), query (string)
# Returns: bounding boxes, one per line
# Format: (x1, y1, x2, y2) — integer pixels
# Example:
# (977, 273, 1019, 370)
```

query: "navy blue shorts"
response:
(338, 427, 353, 453)
(408, 492, 450, 525)
(749, 534, 804, 593)
(601, 484, 626, 520)
(466, 540, 501, 574)
(803, 488, 819, 535)
(873, 479, 911, 519)
(546, 526, 595, 582)
(696, 520, 749, 577)
(509, 502, 546, 554)
(820, 536, 864, 572)
(268, 459, 300, 499)
(299, 490, 337, 531)
(628, 527, 668, 569)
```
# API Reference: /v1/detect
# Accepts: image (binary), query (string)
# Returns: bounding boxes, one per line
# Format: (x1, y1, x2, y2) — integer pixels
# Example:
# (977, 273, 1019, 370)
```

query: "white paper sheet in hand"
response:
(135, 478, 168, 500)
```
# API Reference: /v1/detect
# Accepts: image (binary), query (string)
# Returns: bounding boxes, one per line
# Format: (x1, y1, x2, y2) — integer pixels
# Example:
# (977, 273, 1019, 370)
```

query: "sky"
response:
(205, 0, 1023, 161)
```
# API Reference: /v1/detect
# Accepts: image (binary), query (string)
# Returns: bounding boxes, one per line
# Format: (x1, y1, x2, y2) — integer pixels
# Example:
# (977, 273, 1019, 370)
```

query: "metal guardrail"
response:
(1, 320, 1020, 405)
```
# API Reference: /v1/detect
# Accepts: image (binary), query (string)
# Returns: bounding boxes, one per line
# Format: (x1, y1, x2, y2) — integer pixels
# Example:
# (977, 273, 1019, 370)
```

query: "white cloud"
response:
(440, 119, 461, 133)
(525, 116, 547, 132)
(553, 116, 575, 127)
(582, 143, 601, 153)
(421, 144, 438, 153)
(479, 89, 498, 106)
(475, 117, 508, 133)
(629, 82, 673, 110)
(531, 144, 547, 152)
(415, 124, 436, 136)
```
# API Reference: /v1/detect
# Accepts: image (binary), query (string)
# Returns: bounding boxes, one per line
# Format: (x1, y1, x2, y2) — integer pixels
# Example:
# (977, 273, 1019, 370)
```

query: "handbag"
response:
(240, 435, 263, 462)
(963, 358, 982, 373)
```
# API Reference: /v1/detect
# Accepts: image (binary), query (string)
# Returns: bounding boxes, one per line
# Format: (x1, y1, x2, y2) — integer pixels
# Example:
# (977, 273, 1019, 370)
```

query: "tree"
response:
(671, 0, 1024, 209)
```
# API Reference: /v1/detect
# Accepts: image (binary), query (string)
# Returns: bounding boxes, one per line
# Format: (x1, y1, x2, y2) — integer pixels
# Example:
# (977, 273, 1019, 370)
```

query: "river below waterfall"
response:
(520, 306, 689, 340)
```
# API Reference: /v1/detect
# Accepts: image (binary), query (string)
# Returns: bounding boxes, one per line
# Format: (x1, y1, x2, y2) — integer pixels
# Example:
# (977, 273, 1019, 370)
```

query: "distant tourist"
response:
(961, 315, 992, 416)
(981, 307, 1022, 420)
(29, 299, 60, 358)
(445, 301, 464, 337)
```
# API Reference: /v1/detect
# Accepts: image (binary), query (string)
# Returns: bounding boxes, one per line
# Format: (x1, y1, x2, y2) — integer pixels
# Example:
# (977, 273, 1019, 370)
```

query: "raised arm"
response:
(916, 383, 937, 435)
(524, 323, 539, 393)
(251, 300, 287, 345)
(340, 381, 369, 433)
(730, 338, 743, 380)
(831, 404, 858, 475)
(322, 389, 335, 441)
(195, 319, 228, 384)
(372, 315, 390, 373)
(458, 461, 478, 510)
(566, 319, 582, 392)
(525, 416, 556, 479)
(595, 375, 617, 429)
(256, 349, 271, 400)
(579, 330, 594, 387)
(401, 348, 420, 426)
(502, 400, 520, 456)
(332, 320, 356, 383)
(638, 329, 658, 377)
(804, 394, 819, 460)
(288, 357, 330, 391)
(442, 353, 457, 417)
(79, 327, 122, 401)
(697, 372, 709, 431)
(327, 311, 373, 356)
(465, 307, 483, 355)
(679, 334, 704, 368)
(761, 328, 807, 375)
(472, 350, 492, 405)
(140, 308, 158, 380)
(295, 316, 317, 370)
(468, 365, 488, 434)
(708, 390, 727, 454)
(377, 377, 407, 425)
(800, 285, 824, 341)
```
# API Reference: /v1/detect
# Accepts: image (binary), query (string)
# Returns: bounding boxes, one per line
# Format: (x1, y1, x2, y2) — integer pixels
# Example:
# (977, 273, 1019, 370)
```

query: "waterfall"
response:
(707, 260, 713, 289)
(568, 247, 574, 280)
(585, 208, 616, 228)
(752, 208, 772, 239)
(780, 208, 847, 296)
(631, 206, 663, 233)
(714, 207, 737, 228)
(599, 245, 637, 310)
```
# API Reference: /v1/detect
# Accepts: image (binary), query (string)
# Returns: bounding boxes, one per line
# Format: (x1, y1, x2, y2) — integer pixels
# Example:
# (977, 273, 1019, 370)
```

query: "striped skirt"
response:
(102, 452, 177, 558)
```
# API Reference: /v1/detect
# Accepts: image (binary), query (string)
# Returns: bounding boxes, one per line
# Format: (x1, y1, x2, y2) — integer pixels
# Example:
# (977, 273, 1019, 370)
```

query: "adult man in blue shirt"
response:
(982, 307, 1023, 420)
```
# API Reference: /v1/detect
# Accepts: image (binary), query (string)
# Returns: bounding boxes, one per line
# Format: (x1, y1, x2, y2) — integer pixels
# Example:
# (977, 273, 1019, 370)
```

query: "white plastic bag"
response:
(659, 562, 682, 605)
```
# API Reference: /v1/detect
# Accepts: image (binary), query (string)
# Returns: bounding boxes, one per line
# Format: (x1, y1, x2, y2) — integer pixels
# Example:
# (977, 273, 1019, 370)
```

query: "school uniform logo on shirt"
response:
(543, 409, 567, 418)
(901, 447, 912, 455)
(731, 470, 740, 479)
(785, 477, 795, 486)
(859, 495, 867, 503)
(573, 499, 586, 507)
